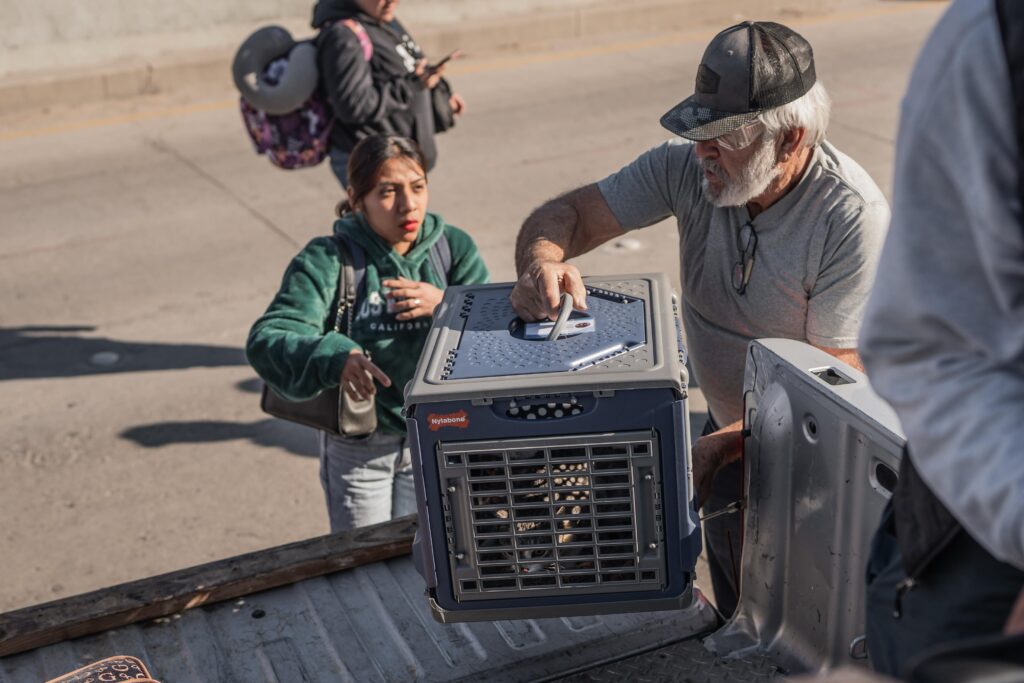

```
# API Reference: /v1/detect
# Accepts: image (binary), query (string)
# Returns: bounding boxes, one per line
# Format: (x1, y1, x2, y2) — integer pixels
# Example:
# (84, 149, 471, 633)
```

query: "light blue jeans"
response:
(319, 430, 417, 533)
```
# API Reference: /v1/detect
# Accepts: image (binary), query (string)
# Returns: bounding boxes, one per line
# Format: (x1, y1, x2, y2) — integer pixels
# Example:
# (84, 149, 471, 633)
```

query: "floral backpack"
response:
(238, 20, 373, 170)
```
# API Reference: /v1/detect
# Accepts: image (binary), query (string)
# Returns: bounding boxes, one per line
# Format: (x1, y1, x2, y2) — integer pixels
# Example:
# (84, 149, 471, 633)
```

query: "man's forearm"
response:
(515, 197, 579, 276)
(706, 419, 744, 466)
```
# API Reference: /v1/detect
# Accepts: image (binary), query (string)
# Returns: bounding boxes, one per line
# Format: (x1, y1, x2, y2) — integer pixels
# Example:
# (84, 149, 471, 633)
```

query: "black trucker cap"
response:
(660, 21, 816, 141)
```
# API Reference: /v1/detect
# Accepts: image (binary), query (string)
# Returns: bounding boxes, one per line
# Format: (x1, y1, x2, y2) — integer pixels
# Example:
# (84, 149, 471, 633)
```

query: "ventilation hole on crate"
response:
(481, 565, 517, 576)
(596, 516, 632, 528)
(561, 560, 597, 571)
(595, 488, 631, 500)
(520, 562, 556, 575)
(467, 452, 504, 464)
(602, 572, 637, 583)
(472, 495, 509, 508)
(594, 474, 630, 486)
(474, 509, 510, 522)
(522, 576, 558, 588)
(595, 502, 631, 514)
(511, 493, 548, 506)
(509, 464, 549, 477)
(471, 482, 507, 494)
(601, 558, 636, 569)
(563, 574, 598, 585)
(593, 459, 628, 471)
(517, 548, 554, 562)
(515, 520, 552, 534)
(551, 447, 587, 459)
(555, 504, 591, 518)
(632, 443, 650, 455)
(599, 544, 634, 555)
(469, 467, 507, 479)
(592, 445, 629, 457)
(641, 571, 657, 581)
(508, 449, 545, 462)
(482, 579, 517, 589)
(478, 551, 509, 563)
(461, 580, 479, 591)
(447, 454, 463, 465)
(558, 533, 595, 545)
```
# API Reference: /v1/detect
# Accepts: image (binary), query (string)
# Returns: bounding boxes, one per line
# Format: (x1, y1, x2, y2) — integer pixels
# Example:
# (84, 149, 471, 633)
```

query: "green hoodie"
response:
(247, 212, 489, 435)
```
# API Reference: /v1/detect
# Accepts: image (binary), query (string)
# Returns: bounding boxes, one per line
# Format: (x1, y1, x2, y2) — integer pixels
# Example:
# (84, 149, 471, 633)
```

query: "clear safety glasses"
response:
(716, 120, 766, 151)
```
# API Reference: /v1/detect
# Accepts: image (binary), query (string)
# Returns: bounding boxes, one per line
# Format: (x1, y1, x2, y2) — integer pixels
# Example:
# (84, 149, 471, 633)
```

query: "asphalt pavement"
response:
(0, 1, 944, 612)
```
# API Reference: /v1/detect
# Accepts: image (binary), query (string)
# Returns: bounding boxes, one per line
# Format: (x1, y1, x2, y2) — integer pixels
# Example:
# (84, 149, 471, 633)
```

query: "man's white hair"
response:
(759, 81, 832, 148)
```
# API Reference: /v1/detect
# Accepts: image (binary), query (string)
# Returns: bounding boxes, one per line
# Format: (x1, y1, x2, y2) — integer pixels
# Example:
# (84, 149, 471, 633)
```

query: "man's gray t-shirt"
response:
(597, 140, 889, 425)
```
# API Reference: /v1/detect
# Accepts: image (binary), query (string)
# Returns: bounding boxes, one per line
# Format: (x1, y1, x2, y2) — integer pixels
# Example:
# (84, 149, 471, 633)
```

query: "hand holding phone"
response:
(430, 49, 462, 71)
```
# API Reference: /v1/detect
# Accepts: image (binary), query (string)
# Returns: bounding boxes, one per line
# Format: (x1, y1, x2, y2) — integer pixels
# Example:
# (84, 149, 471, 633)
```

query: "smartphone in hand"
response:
(430, 49, 461, 71)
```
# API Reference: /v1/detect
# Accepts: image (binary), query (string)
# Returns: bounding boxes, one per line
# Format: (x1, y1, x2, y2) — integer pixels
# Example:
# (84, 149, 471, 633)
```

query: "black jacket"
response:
(312, 0, 437, 169)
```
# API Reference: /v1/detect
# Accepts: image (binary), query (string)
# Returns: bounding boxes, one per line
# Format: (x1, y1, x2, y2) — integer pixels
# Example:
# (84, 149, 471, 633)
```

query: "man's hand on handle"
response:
(510, 260, 588, 321)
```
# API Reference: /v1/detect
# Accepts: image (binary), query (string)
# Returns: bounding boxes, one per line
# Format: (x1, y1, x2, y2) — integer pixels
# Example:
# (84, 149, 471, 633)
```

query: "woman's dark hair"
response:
(336, 135, 428, 217)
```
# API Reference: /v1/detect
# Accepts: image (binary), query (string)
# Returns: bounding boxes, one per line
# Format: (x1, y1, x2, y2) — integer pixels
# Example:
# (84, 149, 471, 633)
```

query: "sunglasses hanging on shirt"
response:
(731, 222, 758, 295)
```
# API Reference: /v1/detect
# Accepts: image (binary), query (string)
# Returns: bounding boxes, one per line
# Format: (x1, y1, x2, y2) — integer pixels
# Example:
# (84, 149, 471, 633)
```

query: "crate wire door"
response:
(438, 431, 666, 601)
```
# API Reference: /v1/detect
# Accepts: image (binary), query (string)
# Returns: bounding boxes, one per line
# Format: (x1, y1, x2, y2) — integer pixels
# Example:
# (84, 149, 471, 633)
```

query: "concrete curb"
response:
(0, 0, 869, 114)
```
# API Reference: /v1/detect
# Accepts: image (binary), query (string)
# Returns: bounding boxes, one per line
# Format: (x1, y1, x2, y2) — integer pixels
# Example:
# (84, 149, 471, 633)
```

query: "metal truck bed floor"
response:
(0, 555, 718, 683)
(555, 638, 781, 682)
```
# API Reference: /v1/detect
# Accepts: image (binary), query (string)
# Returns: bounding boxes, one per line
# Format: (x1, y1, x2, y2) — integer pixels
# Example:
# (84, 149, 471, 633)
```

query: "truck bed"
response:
(0, 520, 766, 682)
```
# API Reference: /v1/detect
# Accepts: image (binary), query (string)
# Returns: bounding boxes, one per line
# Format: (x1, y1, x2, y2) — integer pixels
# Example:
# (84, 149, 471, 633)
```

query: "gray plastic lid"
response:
(405, 274, 687, 406)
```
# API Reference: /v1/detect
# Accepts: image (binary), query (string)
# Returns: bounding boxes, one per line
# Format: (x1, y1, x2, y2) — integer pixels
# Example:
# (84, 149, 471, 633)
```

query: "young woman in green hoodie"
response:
(247, 135, 489, 532)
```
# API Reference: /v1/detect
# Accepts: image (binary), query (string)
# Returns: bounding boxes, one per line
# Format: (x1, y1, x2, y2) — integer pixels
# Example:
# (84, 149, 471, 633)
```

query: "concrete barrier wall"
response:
(2, 0, 615, 49)
(0, 0, 873, 113)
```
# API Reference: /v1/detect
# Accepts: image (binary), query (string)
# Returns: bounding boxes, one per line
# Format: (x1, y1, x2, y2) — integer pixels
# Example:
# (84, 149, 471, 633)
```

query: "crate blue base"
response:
(407, 386, 702, 622)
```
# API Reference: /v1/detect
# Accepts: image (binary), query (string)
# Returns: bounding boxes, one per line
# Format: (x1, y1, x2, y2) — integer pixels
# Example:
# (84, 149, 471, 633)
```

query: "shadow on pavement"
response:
(120, 418, 319, 458)
(0, 326, 248, 380)
(236, 377, 263, 393)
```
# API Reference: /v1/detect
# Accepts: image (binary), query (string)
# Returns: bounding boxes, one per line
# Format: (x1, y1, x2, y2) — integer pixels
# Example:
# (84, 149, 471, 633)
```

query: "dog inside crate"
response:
(467, 445, 638, 584)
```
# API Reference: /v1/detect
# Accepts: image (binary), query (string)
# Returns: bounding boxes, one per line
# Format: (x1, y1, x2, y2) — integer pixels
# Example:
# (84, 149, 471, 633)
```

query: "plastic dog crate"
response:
(404, 274, 701, 622)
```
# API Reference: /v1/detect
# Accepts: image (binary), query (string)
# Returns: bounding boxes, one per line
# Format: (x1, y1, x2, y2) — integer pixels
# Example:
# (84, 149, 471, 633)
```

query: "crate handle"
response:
(545, 293, 574, 341)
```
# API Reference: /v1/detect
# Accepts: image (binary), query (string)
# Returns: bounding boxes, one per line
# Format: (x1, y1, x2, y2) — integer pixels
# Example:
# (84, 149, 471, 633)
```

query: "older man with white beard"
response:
(511, 21, 889, 617)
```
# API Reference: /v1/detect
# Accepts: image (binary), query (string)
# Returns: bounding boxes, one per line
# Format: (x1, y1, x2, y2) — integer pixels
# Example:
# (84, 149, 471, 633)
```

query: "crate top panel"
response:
(406, 274, 687, 405)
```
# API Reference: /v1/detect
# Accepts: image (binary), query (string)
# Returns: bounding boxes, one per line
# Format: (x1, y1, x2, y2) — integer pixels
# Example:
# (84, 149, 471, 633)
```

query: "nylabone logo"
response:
(428, 410, 469, 431)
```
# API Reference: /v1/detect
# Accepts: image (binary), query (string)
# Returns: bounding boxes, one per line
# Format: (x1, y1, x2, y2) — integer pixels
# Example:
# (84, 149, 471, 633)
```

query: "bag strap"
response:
(331, 234, 366, 334)
(315, 19, 373, 62)
(340, 19, 374, 62)
(427, 232, 452, 287)
(996, 0, 1024, 210)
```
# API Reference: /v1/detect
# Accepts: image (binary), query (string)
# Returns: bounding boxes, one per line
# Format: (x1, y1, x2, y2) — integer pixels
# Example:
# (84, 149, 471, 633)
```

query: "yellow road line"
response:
(0, 1, 939, 144)
(0, 98, 236, 143)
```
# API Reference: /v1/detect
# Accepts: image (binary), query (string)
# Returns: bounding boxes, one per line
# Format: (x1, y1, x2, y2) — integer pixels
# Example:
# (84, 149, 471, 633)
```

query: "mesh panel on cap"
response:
(749, 23, 815, 109)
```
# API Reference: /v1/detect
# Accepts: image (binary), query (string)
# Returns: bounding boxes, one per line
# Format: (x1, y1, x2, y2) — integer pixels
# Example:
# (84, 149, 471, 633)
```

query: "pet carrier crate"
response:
(404, 273, 701, 623)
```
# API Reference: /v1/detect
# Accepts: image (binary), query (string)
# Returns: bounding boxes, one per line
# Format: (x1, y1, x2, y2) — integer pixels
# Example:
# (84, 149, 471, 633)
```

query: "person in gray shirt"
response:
(511, 21, 889, 617)
(859, 0, 1024, 674)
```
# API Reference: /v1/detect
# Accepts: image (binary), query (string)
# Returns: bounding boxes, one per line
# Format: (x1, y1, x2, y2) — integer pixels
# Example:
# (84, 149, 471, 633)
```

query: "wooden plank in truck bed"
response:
(0, 515, 417, 658)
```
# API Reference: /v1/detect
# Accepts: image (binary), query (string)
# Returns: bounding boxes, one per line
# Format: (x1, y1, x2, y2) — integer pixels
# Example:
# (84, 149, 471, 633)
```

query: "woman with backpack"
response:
(247, 135, 489, 532)
(313, 0, 465, 188)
